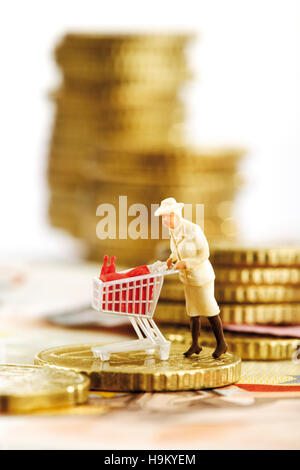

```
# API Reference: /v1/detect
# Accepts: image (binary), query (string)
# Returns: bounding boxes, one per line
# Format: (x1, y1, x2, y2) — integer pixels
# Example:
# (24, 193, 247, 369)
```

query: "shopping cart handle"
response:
(164, 268, 179, 276)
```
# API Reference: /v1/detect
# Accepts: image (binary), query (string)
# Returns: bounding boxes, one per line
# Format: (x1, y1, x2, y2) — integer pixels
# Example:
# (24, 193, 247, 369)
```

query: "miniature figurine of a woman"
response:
(155, 197, 228, 358)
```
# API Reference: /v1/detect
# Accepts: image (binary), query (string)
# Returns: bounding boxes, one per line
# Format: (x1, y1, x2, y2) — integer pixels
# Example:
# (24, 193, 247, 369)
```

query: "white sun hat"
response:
(154, 197, 184, 217)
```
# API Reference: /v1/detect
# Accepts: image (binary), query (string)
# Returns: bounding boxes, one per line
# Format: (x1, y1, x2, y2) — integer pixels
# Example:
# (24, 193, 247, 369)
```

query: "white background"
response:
(0, 0, 299, 260)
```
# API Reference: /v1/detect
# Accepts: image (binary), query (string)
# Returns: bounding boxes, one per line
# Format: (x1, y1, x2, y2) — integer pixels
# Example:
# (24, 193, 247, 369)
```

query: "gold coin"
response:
(47, 168, 86, 186)
(50, 85, 180, 108)
(51, 95, 181, 115)
(49, 186, 89, 201)
(211, 245, 300, 267)
(215, 266, 300, 285)
(51, 114, 179, 130)
(63, 75, 188, 96)
(56, 53, 189, 71)
(55, 45, 190, 68)
(155, 300, 300, 325)
(49, 130, 177, 151)
(161, 278, 300, 303)
(87, 154, 242, 177)
(56, 42, 189, 56)
(35, 343, 241, 391)
(61, 66, 192, 86)
(86, 162, 242, 188)
(89, 145, 245, 165)
(220, 303, 300, 324)
(56, 53, 189, 75)
(53, 102, 184, 122)
(0, 364, 89, 413)
(58, 82, 185, 105)
(162, 327, 300, 361)
(53, 113, 183, 133)
(55, 35, 191, 55)
(60, 33, 194, 50)
(215, 285, 300, 303)
(51, 118, 181, 140)
(85, 180, 240, 201)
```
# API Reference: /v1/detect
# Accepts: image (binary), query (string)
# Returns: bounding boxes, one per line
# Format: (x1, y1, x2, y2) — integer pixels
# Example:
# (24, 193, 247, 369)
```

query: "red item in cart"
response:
(100, 256, 154, 314)
(100, 255, 116, 278)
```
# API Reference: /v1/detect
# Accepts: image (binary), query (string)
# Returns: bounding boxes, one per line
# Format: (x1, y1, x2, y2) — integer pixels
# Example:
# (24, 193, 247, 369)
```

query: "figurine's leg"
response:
(184, 316, 202, 357)
(208, 314, 228, 358)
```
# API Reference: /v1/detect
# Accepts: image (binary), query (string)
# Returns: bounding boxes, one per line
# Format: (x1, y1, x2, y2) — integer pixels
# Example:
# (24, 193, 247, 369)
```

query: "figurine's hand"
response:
(166, 257, 173, 269)
(174, 261, 186, 270)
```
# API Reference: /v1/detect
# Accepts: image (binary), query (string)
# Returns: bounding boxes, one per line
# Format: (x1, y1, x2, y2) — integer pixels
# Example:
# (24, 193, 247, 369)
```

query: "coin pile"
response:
(47, 33, 246, 265)
(157, 245, 300, 360)
(162, 327, 300, 362)
(48, 33, 191, 247)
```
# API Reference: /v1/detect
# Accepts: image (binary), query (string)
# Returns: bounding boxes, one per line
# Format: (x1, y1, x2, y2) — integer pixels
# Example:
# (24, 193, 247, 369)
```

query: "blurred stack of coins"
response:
(157, 245, 300, 360)
(47, 32, 246, 265)
(48, 32, 192, 250)
(83, 145, 245, 265)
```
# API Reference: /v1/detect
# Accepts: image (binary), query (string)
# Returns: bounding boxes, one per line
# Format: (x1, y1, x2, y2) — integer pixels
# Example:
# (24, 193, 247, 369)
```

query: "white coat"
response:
(169, 218, 216, 287)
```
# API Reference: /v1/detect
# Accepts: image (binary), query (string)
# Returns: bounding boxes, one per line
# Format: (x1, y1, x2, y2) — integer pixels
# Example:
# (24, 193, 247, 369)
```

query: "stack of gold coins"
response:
(156, 245, 300, 360)
(47, 32, 246, 265)
(212, 245, 300, 323)
(48, 33, 192, 240)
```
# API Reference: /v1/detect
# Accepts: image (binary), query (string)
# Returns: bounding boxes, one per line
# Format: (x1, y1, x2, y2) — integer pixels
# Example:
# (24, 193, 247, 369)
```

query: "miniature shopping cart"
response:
(91, 264, 178, 361)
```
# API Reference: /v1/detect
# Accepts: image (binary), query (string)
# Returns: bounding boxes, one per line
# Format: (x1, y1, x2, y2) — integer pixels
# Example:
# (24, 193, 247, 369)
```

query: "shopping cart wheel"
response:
(159, 342, 171, 361)
(146, 349, 156, 355)
(96, 351, 110, 361)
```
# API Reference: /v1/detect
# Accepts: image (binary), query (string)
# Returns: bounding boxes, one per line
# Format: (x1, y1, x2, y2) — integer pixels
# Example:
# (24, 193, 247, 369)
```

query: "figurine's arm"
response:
(180, 225, 209, 268)
(166, 248, 178, 268)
